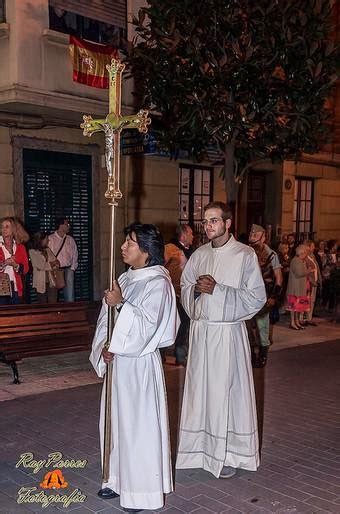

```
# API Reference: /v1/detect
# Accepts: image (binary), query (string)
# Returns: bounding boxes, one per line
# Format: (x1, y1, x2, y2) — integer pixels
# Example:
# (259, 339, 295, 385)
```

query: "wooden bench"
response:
(0, 302, 100, 384)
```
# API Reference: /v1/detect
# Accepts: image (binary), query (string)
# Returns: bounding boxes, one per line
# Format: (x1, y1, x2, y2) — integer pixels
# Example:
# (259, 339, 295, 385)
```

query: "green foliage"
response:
(128, 0, 338, 189)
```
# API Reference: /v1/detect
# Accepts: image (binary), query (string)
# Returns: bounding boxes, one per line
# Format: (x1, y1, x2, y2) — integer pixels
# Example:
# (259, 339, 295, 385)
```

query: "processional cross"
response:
(81, 59, 151, 482)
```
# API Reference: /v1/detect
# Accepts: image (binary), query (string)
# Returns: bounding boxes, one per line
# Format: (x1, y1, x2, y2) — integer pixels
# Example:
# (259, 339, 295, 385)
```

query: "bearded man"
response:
(176, 202, 266, 480)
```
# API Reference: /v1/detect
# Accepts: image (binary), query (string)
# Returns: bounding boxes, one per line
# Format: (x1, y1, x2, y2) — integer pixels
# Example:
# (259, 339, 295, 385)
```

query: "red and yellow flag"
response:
(69, 36, 119, 89)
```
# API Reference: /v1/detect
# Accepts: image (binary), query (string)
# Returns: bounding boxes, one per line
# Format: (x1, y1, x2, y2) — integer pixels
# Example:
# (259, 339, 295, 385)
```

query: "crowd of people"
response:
(277, 234, 339, 327)
(1, 207, 339, 512)
(163, 223, 340, 369)
(0, 216, 78, 305)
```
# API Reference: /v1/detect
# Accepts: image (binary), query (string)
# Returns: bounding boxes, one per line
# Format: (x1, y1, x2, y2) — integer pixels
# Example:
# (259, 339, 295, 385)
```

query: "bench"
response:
(0, 302, 100, 384)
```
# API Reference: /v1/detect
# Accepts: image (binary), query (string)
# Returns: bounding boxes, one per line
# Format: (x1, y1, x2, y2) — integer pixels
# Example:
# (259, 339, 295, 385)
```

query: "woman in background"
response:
(277, 242, 291, 308)
(0, 217, 29, 305)
(29, 231, 59, 303)
(286, 245, 313, 330)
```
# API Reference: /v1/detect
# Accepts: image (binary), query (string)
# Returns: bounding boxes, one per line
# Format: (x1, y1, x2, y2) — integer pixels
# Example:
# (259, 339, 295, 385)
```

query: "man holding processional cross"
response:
(84, 60, 179, 512)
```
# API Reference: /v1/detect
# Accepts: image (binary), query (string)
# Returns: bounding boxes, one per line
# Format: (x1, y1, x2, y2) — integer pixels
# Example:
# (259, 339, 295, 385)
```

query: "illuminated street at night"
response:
(1, 318, 339, 513)
(0, 1, 340, 513)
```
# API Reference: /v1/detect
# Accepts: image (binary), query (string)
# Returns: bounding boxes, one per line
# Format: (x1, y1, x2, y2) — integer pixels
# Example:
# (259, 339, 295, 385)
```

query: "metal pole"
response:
(103, 198, 117, 481)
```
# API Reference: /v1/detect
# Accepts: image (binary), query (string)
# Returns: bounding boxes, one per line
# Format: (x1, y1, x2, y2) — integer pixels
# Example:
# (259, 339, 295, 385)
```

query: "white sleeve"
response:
(89, 301, 107, 378)
(108, 278, 177, 357)
(208, 252, 267, 322)
(180, 255, 203, 320)
(70, 238, 78, 271)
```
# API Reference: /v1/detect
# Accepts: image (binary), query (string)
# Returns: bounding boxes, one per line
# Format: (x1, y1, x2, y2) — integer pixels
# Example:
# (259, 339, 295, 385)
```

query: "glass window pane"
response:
(305, 202, 311, 221)
(306, 180, 312, 201)
(180, 195, 189, 221)
(181, 168, 190, 192)
(193, 196, 202, 220)
(179, 166, 212, 223)
(203, 170, 210, 194)
(299, 201, 305, 222)
(194, 169, 202, 194)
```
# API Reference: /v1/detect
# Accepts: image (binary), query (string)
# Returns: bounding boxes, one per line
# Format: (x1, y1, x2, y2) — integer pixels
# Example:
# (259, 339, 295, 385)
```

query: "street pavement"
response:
(0, 317, 339, 513)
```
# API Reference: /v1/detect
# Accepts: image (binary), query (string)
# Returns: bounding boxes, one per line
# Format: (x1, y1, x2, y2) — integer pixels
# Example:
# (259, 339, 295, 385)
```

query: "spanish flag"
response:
(69, 36, 119, 89)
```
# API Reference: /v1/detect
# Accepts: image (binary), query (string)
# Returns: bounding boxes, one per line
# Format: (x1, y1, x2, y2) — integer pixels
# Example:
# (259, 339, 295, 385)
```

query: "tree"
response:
(127, 0, 338, 207)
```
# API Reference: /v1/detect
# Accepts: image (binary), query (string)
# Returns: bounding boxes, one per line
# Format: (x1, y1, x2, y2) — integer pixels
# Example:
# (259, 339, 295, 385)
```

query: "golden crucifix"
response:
(81, 58, 151, 482)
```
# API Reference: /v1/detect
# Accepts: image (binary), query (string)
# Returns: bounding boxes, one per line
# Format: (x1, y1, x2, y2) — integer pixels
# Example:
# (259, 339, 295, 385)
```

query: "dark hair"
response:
(203, 201, 233, 221)
(30, 231, 48, 251)
(175, 224, 191, 239)
(55, 217, 68, 229)
(328, 239, 337, 251)
(124, 223, 164, 266)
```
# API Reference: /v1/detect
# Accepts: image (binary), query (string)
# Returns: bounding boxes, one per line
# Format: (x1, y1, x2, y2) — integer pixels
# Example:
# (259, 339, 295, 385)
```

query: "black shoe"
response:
(122, 509, 143, 512)
(251, 348, 258, 368)
(258, 347, 268, 367)
(98, 487, 119, 499)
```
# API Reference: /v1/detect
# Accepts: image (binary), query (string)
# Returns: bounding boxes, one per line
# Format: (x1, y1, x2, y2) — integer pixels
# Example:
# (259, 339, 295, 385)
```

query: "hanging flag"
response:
(69, 36, 119, 89)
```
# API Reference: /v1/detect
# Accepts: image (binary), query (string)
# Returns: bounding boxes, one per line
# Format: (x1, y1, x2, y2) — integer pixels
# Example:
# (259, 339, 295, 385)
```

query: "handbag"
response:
(0, 272, 12, 297)
(51, 269, 65, 289)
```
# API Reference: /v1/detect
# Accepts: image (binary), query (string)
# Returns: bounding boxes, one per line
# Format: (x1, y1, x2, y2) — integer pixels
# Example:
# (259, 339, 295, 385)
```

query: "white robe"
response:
(176, 235, 266, 478)
(90, 265, 179, 510)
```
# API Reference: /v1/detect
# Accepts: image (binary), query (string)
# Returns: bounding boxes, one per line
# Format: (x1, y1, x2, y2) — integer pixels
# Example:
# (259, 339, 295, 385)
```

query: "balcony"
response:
(0, 0, 132, 124)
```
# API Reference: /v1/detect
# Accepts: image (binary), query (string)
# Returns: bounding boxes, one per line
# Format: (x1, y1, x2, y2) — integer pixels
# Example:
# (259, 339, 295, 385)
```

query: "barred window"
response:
(49, 3, 127, 49)
(23, 149, 93, 303)
(179, 164, 213, 237)
(293, 178, 315, 242)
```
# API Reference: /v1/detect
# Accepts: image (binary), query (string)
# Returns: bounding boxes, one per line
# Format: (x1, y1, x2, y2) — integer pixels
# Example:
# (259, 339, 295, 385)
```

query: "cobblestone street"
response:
(0, 324, 339, 513)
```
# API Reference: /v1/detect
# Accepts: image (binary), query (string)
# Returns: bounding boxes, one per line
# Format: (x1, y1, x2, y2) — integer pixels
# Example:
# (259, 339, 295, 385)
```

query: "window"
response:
(179, 164, 213, 235)
(293, 178, 314, 241)
(247, 172, 266, 229)
(49, 5, 127, 49)
(0, 0, 5, 22)
(23, 149, 93, 302)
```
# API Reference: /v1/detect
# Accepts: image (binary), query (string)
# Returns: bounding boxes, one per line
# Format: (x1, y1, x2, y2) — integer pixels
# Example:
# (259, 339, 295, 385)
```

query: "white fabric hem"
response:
(103, 478, 172, 510)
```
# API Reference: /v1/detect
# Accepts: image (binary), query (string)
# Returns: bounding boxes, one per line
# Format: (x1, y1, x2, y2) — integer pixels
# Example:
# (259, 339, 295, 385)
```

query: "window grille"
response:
(179, 164, 213, 239)
(293, 178, 315, 242)
(23, 149, 93, 302)
(49, 2, 127, 49)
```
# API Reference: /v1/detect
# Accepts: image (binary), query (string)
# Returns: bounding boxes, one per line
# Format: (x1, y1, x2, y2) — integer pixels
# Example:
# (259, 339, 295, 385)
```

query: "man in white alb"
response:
(48, 217, 78, 302)
(176, 201, 266, 479)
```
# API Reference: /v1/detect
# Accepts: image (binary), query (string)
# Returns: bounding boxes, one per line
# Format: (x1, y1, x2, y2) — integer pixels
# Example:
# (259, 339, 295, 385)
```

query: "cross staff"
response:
(81, 58, 151, 482)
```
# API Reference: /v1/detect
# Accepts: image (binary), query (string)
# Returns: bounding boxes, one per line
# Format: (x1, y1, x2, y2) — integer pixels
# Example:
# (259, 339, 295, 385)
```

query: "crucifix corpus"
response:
(80, 58, 151, 482)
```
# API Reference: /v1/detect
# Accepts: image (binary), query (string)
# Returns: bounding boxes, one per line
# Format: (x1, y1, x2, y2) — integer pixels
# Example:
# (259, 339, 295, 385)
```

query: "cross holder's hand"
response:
(104, 280, 123, 307)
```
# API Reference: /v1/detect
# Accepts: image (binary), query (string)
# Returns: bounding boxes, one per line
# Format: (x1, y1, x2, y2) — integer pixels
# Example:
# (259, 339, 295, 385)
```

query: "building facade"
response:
(0, 0, 215, 300)
(0, 0, 339, 303)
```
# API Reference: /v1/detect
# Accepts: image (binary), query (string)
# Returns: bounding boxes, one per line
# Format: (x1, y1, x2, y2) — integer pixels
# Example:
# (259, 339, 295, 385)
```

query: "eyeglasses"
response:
(201, 217, 224, 227)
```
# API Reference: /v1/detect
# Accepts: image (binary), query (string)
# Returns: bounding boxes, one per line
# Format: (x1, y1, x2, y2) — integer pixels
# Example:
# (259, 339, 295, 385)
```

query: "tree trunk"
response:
(224, 142, 238, 231)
